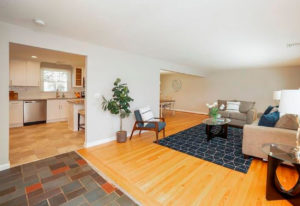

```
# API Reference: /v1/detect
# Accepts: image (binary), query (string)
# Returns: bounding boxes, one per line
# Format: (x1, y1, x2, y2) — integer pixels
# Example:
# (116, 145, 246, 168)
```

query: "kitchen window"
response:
(41, 68, 71, 92)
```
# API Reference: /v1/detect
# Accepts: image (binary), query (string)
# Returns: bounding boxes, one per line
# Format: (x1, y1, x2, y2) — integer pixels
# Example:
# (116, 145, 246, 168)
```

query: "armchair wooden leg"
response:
(155, 131, 159, 142)
(139, 130, 142, 136)
(130, 129, 135, 140)
(163, 128, 165, 138)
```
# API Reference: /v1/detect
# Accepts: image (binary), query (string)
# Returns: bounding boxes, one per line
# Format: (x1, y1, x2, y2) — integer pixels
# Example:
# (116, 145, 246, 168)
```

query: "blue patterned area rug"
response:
(156, 124, 252, 173)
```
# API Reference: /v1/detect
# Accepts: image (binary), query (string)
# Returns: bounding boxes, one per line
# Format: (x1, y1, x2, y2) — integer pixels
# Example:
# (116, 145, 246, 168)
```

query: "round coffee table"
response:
(262, 143, 300, 205)
(202, 118, 231, 141)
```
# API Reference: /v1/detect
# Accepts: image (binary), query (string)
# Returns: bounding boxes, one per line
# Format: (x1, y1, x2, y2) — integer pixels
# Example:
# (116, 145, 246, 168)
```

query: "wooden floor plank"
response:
(78, 111, 296, 206)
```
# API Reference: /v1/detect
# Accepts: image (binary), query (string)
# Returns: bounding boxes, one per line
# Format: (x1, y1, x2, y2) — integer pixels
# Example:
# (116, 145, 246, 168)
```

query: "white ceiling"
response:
(10, 43, 86, 66)
(1, 0, 300, 71)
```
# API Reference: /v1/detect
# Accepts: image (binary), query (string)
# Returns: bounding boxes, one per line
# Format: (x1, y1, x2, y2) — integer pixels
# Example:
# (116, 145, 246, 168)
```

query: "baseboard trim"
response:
(173, 109, 208, 115)
(0, 163, 10, 171)
(46, 118, 68, 123)
(85, 136, 116, 148)
(9, 123, 23, 128)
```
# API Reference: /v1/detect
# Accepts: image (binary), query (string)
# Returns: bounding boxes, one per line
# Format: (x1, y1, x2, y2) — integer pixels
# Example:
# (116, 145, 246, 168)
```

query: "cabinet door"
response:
(26, 61, 40, 86)
(59, 100, 69, 119)
(10, 60, 27, 86)
(73, 67, 83, 87)
(47, 100, 60, 121)
(9, 101, 24, 127)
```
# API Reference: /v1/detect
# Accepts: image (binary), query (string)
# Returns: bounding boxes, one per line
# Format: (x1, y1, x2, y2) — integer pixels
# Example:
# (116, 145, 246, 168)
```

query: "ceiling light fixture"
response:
(33, 19, 46, 26)
(287, 43, 300, 48)
(31, 55, 38, 59)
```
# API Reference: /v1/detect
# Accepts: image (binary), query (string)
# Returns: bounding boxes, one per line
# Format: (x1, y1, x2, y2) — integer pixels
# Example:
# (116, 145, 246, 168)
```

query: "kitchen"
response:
(9, 43, 86, 166)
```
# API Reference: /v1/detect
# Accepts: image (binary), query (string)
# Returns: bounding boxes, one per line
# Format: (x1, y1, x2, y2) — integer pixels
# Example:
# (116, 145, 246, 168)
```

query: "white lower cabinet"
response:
(9, 101, 24, 128)
(47, 99, 70, 122)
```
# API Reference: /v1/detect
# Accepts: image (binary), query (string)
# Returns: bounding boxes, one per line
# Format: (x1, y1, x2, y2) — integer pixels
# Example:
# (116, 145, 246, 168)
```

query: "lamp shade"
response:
(279, 90, 300, 115)
(273, 91, 281, 100)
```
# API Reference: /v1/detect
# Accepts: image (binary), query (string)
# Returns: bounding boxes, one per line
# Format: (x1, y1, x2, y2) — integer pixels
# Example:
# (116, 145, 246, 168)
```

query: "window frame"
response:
(40, 67, 72, 92)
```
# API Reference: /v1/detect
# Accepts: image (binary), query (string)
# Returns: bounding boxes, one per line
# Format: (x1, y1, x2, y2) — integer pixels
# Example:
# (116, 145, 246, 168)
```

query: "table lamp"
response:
(279, 90, 300, 157)
(273, 90, 281, 106)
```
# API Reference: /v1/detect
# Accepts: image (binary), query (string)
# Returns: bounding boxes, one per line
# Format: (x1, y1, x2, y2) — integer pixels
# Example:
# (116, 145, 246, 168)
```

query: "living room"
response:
(0, 1, 300, 206)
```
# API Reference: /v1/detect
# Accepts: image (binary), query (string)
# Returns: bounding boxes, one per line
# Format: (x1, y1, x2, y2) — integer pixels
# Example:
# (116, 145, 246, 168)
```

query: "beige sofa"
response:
(217, 100, 257, 127)
(242, 119, 297, 160)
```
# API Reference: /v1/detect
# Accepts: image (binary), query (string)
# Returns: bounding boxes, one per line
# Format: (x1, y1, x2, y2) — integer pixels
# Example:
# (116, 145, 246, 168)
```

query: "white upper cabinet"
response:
(10, 60, 40, 86)
(26, 61, 40, 86)
(9, 60, 27, 86)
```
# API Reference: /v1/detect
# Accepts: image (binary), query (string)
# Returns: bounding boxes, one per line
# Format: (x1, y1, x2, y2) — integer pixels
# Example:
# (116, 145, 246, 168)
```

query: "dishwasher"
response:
(24, 100, 47, 125)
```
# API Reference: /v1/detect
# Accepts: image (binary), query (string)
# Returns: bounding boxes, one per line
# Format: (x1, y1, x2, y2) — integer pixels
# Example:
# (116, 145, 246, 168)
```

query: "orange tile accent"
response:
(52, 166, 70, 175)
(26, 183, 42, 194)
(76, 159, 87, 166)
(101, 182, 116, 194)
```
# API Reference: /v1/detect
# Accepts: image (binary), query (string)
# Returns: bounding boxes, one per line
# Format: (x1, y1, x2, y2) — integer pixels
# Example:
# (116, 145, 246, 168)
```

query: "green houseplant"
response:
(102, 78, 134, 143)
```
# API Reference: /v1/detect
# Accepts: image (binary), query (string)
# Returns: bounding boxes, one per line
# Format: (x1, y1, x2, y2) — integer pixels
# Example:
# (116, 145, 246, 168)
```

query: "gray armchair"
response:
(130, 110, 166, 142)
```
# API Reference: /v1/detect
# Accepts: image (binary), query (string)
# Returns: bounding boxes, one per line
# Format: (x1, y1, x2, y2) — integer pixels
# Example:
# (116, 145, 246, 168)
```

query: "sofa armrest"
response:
(246, 108, 257, 124)
(242, 124, 297, 159)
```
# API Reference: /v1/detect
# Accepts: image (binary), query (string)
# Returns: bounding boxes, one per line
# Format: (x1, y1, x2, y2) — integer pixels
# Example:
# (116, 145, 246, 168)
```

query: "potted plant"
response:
(102, 78, 134, 143)
(206, 102, 224, 120)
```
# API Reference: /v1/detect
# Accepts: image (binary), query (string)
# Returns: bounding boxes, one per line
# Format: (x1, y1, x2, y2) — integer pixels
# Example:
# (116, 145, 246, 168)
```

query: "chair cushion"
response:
(134, 110, 144, 127)
(229, 112, 247, 121)
(145, 122, 166, 132)
(239, 101, 255, 113)
(139, 106, 154, 121)
(258, 111, 280, 127)
(275, 114, 299, 131)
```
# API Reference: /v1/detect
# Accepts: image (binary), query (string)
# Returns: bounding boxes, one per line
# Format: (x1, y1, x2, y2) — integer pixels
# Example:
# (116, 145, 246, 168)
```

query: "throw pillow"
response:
(263, 105, 273, 115)
(258, 111, 280, 127)
(139, 106, 154, 122)
(275, 114, 299, 130)
(263, 105, 279, 115)
(226, 101, 240, 113)
(270, 107, 279, 113)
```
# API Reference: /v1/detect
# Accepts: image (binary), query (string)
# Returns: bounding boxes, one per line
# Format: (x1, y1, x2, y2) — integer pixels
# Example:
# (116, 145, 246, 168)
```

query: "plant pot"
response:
(116, 131, 127, 143)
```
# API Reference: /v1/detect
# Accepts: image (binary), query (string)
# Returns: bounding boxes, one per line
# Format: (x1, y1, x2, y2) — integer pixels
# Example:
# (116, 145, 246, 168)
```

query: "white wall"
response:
(161, 67, 300, 113)
(0, 21, 204, 168)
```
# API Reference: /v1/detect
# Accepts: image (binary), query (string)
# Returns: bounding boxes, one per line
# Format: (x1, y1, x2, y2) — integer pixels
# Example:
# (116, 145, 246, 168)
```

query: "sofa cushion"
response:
(218, 110, 230, 118)
(217, 100, 227, 111)
(258, 111, 280, 127)
(229, 112, 247, 121)
(275, 114, 299, 131)
(239, 101, 255, 113)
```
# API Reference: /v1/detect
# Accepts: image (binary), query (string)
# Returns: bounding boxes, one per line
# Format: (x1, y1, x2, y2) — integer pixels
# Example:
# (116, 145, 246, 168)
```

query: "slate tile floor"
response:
(0, 152, 137, 206)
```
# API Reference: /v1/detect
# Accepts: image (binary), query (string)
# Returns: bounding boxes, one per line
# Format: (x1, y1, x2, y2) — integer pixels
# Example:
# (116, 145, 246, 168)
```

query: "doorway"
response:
(9, 43, 87, 167)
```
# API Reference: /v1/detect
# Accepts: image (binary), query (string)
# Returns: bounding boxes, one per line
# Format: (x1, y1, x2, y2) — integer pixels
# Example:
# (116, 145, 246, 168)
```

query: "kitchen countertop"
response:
(67, 99, 85, 105)
(10, 97, 84, 101)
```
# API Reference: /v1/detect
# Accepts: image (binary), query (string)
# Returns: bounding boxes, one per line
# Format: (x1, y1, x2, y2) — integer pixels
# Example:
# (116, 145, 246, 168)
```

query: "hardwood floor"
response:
(10, 121, 85, 167)
(78, 112, 297, 206)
